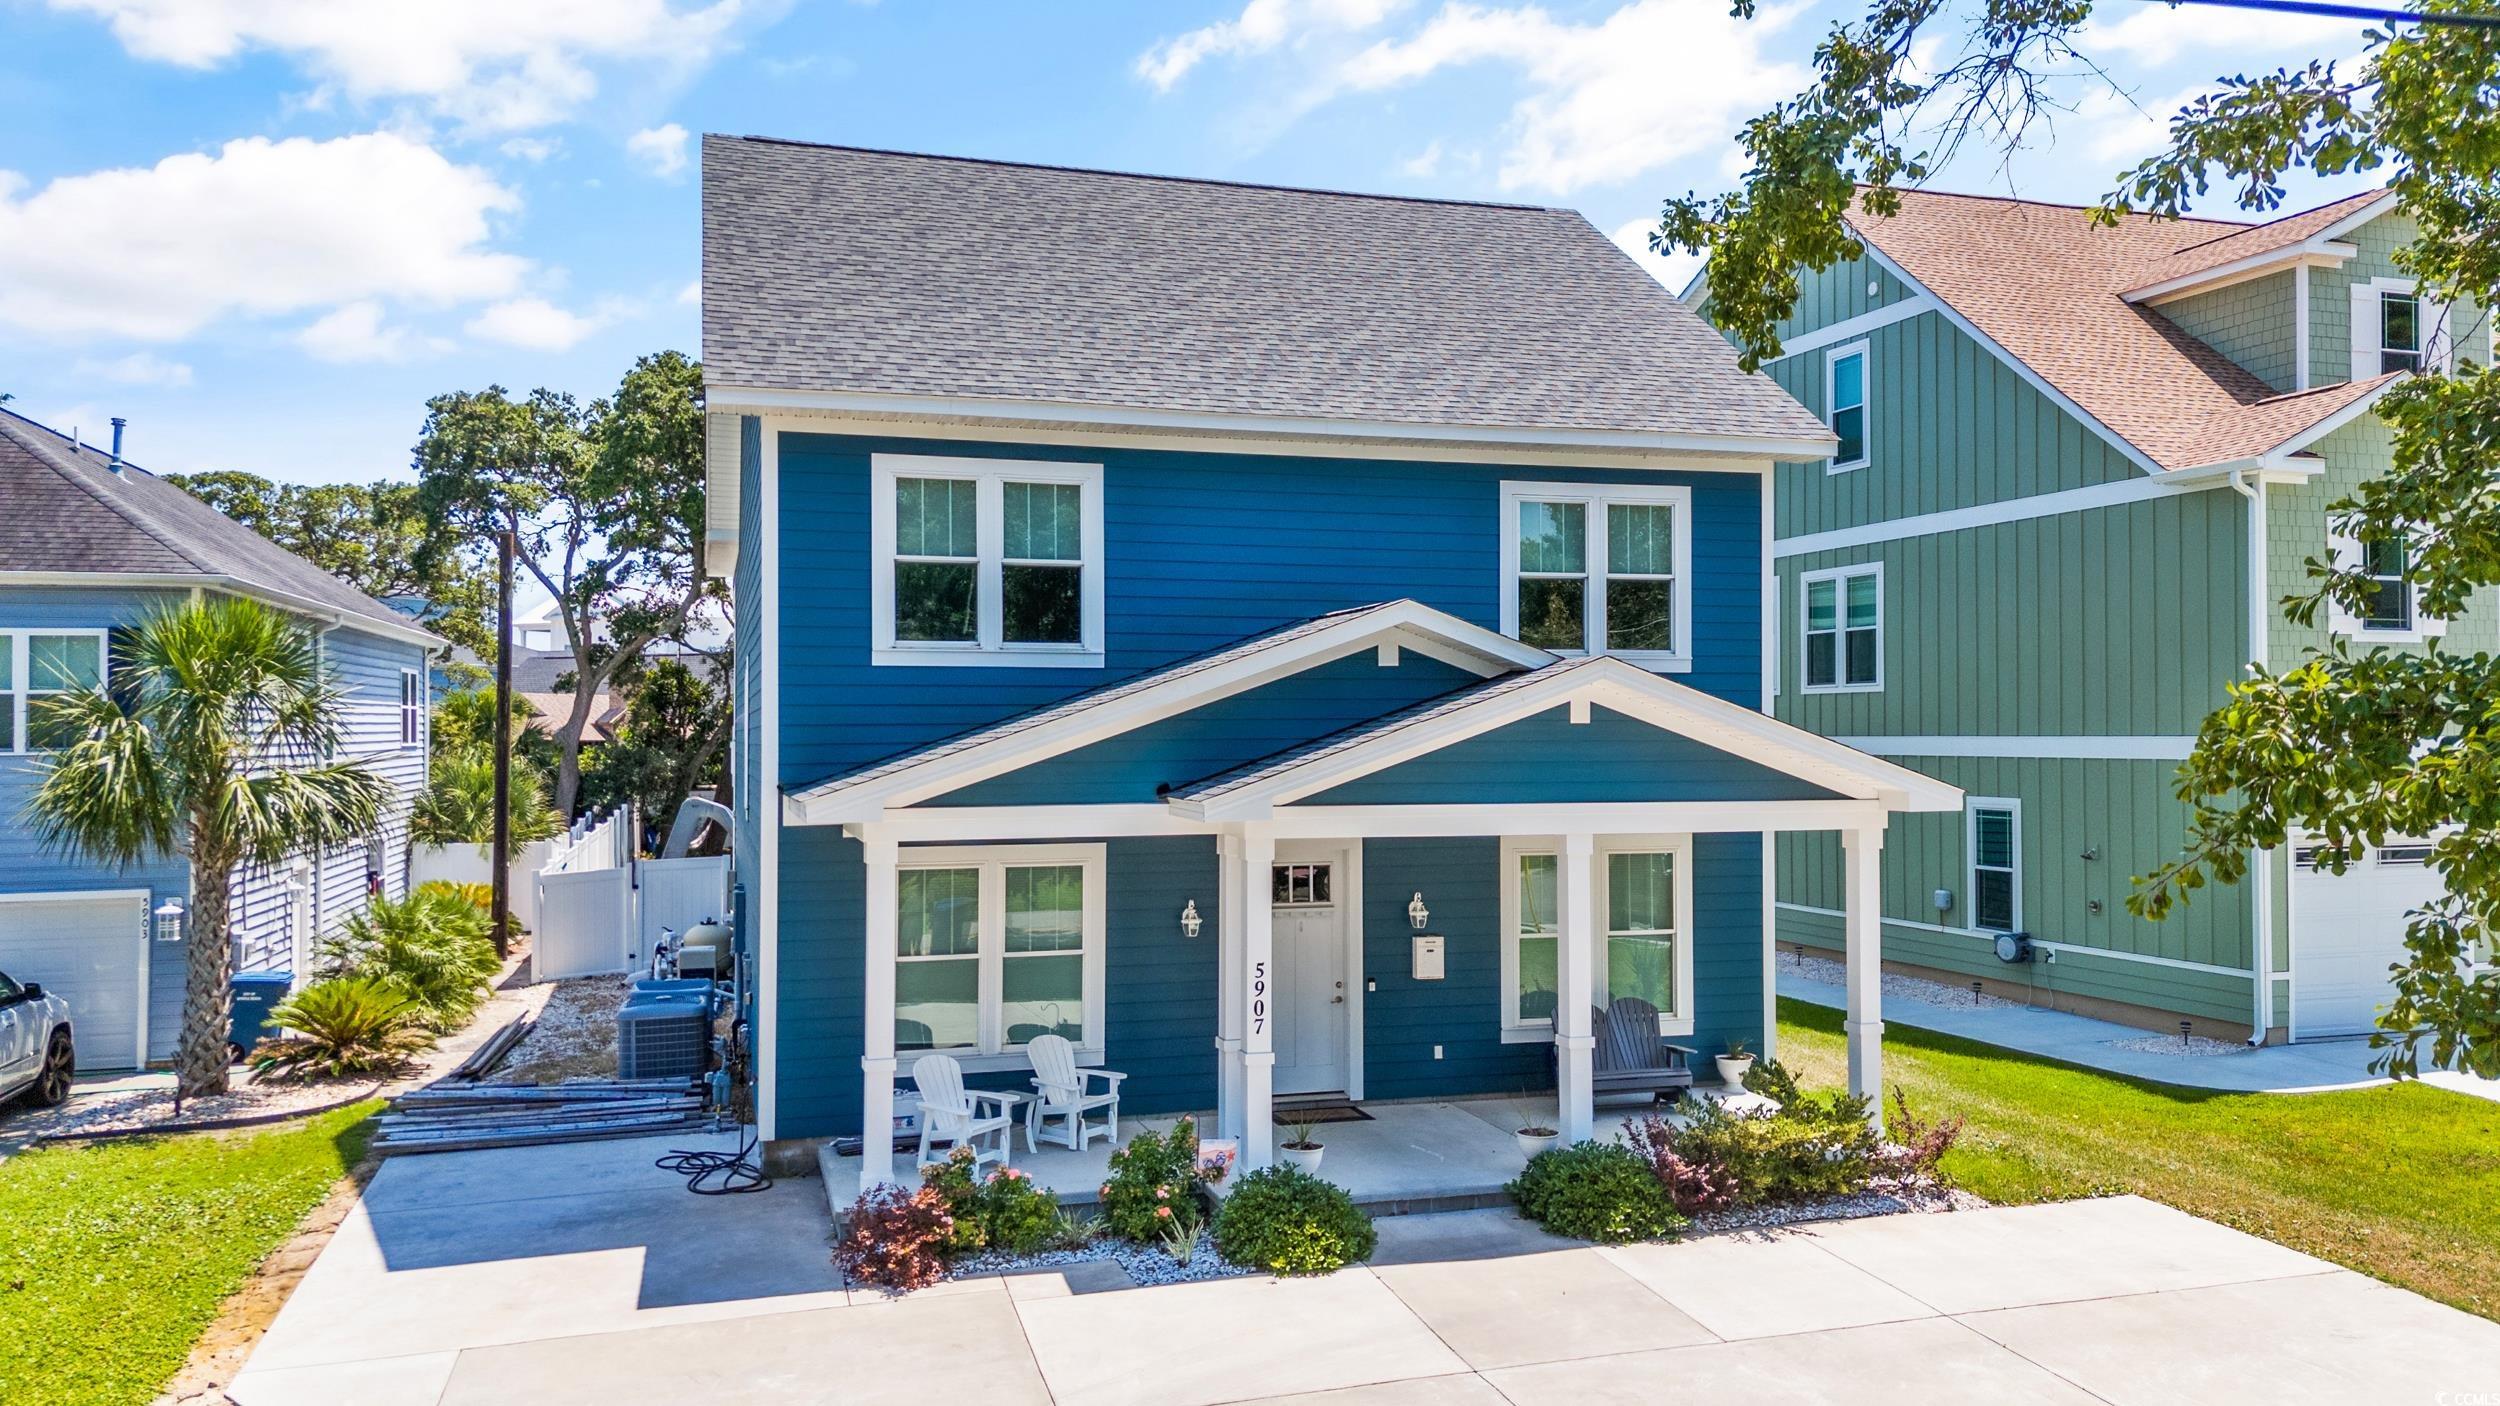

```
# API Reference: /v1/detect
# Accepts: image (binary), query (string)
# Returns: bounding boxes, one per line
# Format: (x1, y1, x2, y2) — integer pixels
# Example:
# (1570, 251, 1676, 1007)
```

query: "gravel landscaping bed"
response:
(2108, 1031, 2249, 1057)
(1689, 1182, 1985, 1234)
(489, 974, 631, 1085)
(1788, 951, 2021, 1010)
(935, 1230, 1251, 1290)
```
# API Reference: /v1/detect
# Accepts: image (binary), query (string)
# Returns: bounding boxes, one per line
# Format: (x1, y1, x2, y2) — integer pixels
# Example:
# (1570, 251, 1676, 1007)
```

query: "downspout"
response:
(2230, 468, 2275, 1045)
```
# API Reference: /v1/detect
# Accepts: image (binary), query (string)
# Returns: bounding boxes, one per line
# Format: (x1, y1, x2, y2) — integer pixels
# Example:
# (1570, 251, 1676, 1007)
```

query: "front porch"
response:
(818, 1091, 1765, 1215)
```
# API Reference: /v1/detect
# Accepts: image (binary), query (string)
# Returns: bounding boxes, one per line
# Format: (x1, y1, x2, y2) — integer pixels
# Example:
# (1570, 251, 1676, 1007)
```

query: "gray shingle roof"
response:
(1172, 657, 1598, 802)
(0, 409, 431, 639)
(702, 137, 1832, 447)
(795, 602, 1440, 800)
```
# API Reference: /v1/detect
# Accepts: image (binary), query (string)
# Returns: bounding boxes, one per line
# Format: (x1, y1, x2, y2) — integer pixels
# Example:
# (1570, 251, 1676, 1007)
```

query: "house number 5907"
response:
(1250, 960, 1269, 1035)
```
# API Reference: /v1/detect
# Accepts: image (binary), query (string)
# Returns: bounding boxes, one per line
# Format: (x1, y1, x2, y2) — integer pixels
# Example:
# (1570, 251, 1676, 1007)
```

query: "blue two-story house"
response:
(702, 137, 1962, 1183)
(0, 409, 438, 1070)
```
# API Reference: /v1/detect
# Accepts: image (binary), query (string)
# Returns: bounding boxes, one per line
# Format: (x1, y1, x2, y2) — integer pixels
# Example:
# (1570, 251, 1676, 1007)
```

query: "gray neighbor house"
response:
(0, 408, 438, 1070)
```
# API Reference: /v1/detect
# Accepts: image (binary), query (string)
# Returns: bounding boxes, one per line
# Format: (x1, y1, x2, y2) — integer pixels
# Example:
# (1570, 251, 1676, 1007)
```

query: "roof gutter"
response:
(702, 382, 1839, 462)
(0, 572, 447, 650)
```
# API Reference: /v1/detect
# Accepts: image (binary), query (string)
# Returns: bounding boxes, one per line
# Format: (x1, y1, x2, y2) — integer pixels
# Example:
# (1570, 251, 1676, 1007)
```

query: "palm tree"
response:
(26, 597, 391, 1099)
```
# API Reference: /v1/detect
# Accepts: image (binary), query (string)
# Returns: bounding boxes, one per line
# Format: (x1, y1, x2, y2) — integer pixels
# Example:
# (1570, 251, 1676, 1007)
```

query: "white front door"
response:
(1271, 859, 1349, 1097)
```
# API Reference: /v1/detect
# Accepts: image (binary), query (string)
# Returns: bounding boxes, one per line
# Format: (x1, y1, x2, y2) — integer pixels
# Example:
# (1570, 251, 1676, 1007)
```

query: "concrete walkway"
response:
(228, 1134, 2500, 1405)
(1778, 962, 2500, 1101)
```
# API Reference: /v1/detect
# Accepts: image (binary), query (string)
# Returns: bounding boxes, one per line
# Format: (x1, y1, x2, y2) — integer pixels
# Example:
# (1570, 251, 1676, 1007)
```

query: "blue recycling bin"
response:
(229, 971, 294, 1059)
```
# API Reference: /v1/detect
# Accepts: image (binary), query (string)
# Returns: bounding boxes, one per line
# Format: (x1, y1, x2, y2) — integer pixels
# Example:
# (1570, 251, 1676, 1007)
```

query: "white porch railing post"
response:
(1239, 825, 1277, 1167)
(1843, 824, 1886, 1128)
(1215, 830, 1247, 1142)
(859, 828, 901, 1188)
(1555, 832, 1597, 1144)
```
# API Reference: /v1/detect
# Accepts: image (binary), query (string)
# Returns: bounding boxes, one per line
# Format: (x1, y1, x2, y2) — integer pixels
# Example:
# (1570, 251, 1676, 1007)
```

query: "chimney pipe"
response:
(109, 417, 127, 471)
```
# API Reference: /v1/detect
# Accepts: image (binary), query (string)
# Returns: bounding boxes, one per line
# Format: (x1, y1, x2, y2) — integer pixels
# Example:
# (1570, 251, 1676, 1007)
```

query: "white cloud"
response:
(465, 296, 607, 350)
(296, 299, 448, 363)
(48, 0, 745, 132)
(0, 132, 526, 342)
(1138, 0, 1409, 91)
(1401, 139, 1443, 177)
(675, 278, 701, 306)
(627, 123, 690, 178)
(500, 136, 562, 162)
(2079, 3, 2359, 68)
(1332, 1, 1811, 195)
(1610, 217, 1704, 295)
(73, 351, 194, 386)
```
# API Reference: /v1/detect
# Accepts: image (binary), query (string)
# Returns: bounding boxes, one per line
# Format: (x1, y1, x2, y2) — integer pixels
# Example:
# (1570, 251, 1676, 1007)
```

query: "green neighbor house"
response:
(1719, 187, 2492, 1045)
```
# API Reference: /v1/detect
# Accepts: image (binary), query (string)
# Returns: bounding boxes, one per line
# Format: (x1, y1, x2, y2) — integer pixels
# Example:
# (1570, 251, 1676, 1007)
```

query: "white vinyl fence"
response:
(529, 808, 731, 983)
(410, 838, 559, 934)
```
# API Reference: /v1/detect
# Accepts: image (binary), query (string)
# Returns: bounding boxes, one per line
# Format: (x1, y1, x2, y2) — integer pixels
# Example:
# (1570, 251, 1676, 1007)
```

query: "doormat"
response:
(1274, 1102, 1373, 1126)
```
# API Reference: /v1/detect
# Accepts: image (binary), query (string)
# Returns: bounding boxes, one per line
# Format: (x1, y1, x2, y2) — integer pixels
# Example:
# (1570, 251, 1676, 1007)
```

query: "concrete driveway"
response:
(229, 1131, 2500, 1406)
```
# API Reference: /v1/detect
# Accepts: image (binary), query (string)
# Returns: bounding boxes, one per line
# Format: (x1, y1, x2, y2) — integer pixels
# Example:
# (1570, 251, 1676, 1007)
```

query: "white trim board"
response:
(1774, 902, 2252, 978)
(756, 417, 784, 1142)
(1834, 735, 2200, 760)
(1763, 297, 1940, 363)
(1772, 459, 2314, 560)
(1840, 232, 2165, 477)
(0, 573, 443, 650)
(704, 384, 1837, 462)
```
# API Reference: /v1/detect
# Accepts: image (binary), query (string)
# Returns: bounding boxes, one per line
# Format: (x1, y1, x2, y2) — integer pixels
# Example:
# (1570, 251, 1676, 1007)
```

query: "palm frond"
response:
(23, 690, 175, 865)
(227, 763, 394, 865)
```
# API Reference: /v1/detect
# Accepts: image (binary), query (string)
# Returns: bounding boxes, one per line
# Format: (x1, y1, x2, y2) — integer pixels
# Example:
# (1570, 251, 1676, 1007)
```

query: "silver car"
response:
(0, 968, 75, 1109)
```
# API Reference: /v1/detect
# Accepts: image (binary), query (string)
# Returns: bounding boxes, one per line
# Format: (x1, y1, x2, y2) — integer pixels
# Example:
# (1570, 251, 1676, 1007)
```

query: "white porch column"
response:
(1239, 825, 1277, 1167)
(1842, 825, 1886, 1125)
(1215, 831, 1247, 1141)
(859, 829, 901, 1188)
(1554, 832, 1597, 1144)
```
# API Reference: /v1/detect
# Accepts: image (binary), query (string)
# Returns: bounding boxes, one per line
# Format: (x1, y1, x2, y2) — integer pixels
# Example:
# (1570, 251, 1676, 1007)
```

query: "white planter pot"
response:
(1279, 1143, 1325, 1174)
(1715, 1055, 1756, 1087)
(1515, 1130, 1559, 1159)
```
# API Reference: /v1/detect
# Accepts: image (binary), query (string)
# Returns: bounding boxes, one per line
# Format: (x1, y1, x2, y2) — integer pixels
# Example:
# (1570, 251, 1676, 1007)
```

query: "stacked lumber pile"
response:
(372, 1078, 707, 1156)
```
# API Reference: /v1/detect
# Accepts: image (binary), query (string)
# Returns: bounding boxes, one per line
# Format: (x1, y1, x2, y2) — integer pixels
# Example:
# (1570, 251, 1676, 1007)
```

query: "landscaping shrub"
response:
(420, 879, 496, 915)
(1740, 1056, 1807, 1105)
(318, 887, 500, 1031)
(1506, 1140, 1685, 1244)
(1099, 1115, 1202, 1242)
(1212, 1165, 1377, 1274)
(1873, 1087, 1965, 1185)
(834, 1183, 955, 1291)
(1666, 1095, 1879, 1204)
(1626, 1114, 1741, 1215)
(979, 1165, 1062, 1254)
(919, 1147, 991, 1255)
(249, 977, 435, 1081)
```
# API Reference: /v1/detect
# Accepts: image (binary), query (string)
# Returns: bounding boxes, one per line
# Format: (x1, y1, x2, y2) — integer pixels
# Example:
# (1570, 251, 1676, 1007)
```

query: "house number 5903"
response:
(1251, 960, 1268, 1035)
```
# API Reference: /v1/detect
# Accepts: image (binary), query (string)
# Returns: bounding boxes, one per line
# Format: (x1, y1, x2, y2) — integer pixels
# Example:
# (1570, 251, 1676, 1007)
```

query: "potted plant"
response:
(1279, 1119, 1326, 1173)
(1514, 1124, 1560, 1159)
(1715, 1037, 1756, 1088)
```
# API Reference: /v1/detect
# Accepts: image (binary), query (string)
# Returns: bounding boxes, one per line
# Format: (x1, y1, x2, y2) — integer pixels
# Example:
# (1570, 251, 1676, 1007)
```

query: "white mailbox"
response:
(1410, 933, 1445, 981)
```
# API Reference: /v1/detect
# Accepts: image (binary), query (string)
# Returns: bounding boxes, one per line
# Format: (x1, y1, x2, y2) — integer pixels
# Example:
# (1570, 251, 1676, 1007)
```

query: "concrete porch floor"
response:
(815, 1092, 1738, 1215)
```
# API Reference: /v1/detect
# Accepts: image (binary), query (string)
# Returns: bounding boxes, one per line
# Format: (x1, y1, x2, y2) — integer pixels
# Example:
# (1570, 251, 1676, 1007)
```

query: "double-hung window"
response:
(871, 455, 1104, 667)
(2328, 523, 2439, 642)
(2362, 534, 2414, 632)
(1499, 481, 1692, 670)
(1499, 837, 1692, 1038)
(2380, 291, 2424, 375)
(2, 630, 106, 753)
(1826, 341, 1869, 471)
(399, 669, 424, 748)
(1967, 800, 2021, 932)
(893, 844, 1105, 1063)
(1799, 564, 1881, 692)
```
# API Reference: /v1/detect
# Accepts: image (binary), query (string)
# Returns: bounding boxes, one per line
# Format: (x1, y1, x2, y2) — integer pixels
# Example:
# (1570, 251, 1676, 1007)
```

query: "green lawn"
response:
(1776, 998, 2500, 1319)
(0, 1102, 379, 1406)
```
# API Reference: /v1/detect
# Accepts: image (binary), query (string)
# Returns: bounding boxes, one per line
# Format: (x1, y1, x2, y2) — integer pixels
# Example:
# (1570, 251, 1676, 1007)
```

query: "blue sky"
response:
(0, 0, 2381, 484)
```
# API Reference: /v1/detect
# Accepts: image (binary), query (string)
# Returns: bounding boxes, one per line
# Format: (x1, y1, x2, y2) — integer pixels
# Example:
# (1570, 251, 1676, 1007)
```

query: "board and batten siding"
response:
(1777, 754, 2256, 1024)
(1766, 250, 1912, 345)
(1774, 490, 2251, 738)
(1765, 308, 2148, 539)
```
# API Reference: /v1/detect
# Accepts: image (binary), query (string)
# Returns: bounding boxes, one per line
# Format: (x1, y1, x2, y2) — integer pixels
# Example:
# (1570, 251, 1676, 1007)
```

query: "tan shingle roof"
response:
(1848, 188, 2397, 471)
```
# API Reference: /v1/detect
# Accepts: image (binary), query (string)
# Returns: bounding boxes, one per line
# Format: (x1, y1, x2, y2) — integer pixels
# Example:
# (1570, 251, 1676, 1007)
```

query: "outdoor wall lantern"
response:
(153, 898, 186, 944)
(1408, 891, 1430, 930)
(1180, 899, 1204, 939)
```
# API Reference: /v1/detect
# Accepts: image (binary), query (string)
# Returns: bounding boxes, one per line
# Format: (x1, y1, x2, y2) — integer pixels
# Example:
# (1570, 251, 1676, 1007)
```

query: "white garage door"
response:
(0, 891, 150, 1069)
(2291, 846, 2442, 1040)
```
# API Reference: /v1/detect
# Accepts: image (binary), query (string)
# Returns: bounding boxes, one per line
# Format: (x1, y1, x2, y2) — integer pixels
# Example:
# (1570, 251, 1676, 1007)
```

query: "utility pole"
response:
(491, 528, 515, 959)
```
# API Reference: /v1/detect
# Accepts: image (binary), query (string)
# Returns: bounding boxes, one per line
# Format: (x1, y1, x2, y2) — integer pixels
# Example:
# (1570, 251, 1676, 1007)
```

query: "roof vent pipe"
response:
(109, 417, 128, 471)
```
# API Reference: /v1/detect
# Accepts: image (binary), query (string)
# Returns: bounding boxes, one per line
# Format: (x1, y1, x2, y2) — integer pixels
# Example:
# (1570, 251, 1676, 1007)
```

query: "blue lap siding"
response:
(1302, 706, 1842, 806)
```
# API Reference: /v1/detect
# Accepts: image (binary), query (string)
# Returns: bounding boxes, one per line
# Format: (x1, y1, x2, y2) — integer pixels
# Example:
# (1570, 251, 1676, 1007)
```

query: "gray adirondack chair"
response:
(1589, 997, 1697, 1102)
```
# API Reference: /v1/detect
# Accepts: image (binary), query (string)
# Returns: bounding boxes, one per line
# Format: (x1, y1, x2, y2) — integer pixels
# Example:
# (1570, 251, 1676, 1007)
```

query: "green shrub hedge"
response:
(1507, 1140, 1686, 1244)
(1213, 1165, 1377, 1275)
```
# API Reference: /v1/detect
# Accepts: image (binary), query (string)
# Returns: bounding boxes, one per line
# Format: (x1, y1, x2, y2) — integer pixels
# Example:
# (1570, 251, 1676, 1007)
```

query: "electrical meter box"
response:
(1411, 934, 1445, 981)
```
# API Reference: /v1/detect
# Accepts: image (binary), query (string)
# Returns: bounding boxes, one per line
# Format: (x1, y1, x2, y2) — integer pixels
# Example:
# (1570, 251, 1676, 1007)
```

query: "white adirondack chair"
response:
(912, 1053, 1016, 1174)
(1025, 1033, 1126, 1153)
